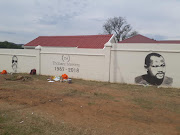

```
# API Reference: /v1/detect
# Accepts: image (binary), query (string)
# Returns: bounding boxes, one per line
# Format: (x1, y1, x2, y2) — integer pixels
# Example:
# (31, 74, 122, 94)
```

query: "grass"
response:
(132, 97, 154, 110)
(162, 101, 180, 113)
(88, 102, 96, 106)
(93, 92, 114, 100)
(0, 108, 92, 135)
(176, 126, 180, 132)
(63, 88, 85, 97)
(156, 87, 180, 97)
(73, 78, 108, 87)
(0, 73, 180, 135)
(131, 113, 154, 124)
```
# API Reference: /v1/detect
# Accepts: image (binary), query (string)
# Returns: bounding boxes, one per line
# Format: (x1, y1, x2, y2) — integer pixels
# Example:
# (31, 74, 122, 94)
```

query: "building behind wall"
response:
(23, 34, 116, 49)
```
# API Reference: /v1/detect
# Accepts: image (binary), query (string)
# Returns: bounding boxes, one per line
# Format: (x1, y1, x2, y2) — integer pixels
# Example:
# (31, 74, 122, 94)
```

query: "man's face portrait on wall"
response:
(147, 55, 166, 79)
(12, 55, 18, 72)
(135, 53, 173, 86)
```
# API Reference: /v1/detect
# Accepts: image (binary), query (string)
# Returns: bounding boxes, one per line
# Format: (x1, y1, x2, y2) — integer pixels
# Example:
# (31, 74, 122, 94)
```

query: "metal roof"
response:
(119, 34, 180, 44)
(119, 34, 157, 43)
(24, 35, 113, 49)
(156, 40, 180, 44)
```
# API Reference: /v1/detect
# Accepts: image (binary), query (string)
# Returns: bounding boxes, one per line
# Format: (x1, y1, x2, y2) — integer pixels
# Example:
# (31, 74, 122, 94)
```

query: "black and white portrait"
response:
(135, 53, 173, 86)
(12, 55, 18, 73)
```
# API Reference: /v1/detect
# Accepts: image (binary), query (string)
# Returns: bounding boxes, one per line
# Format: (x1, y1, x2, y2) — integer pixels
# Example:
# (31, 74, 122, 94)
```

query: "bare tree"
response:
(103, 17, 138, 42)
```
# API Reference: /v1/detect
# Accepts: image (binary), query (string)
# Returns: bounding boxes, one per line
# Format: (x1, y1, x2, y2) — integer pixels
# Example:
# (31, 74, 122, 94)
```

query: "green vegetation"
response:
(0, 41, 23, 49)
(0, 109, 91, 135)
(64, 88, 85, 97)
(93, 92, 114, 100)
(0, 74, 179, 135)
(88, 102, 96, 106)
(132, 97, 154, 109)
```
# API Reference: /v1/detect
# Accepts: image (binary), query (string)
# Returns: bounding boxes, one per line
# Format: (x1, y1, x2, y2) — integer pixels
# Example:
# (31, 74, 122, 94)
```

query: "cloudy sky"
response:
(0, 0, 180, 44)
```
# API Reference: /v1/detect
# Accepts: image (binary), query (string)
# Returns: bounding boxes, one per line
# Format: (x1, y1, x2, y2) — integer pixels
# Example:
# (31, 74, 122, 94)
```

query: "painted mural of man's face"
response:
(135, 53, 172, 86)
(12, 55, 18, 72)
(147, 56, 166, 79)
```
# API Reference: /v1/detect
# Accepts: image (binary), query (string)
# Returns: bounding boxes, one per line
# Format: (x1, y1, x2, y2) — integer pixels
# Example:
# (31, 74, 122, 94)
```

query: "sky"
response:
(0, 0, 180, 44)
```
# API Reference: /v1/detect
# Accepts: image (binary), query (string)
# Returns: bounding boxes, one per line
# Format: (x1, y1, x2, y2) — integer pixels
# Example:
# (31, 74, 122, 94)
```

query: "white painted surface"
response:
(1, 42, 180, 88)
(40, 47, 107, 81)
(0, 49, 39, 74)
(110, 43, 180, 88)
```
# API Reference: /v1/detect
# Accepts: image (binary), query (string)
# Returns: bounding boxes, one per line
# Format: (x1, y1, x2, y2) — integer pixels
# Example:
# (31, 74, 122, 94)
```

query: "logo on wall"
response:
(12, 55, 18, 73)
(62, 55, 70, 62)
(135, 53, 173, 86)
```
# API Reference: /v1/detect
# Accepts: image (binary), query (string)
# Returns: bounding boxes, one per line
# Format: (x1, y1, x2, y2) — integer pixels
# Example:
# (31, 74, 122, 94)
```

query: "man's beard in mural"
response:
(146, 71, 165, 85)
(12, 55, 18, 73)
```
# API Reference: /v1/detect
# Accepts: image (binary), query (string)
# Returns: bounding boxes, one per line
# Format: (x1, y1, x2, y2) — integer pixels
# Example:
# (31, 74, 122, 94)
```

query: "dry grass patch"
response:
(0, 73, 179, 135)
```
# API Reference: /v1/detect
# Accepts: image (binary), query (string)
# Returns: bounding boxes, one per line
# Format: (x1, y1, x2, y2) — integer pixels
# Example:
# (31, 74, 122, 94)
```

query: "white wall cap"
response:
(104, 42, 112, 47)
(35, 45, 42, 50)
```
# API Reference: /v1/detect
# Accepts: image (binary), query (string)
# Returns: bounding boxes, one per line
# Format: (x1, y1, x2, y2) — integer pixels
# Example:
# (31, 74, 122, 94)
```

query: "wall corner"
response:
(104, 43, 112, 82)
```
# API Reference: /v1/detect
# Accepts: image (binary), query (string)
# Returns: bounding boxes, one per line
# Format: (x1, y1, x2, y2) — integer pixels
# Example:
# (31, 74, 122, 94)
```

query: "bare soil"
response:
(0, 74, 180, 135)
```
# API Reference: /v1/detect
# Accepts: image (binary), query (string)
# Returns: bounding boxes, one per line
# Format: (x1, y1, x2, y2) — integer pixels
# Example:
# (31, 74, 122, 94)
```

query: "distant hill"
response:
(0, 41, 23, 49)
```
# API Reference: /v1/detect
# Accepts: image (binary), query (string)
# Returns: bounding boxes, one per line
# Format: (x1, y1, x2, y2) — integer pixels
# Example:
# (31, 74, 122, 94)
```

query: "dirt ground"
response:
(0, 74, 180, 135)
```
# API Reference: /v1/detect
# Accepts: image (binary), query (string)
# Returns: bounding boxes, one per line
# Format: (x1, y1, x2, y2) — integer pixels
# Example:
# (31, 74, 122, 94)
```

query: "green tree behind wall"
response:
(0, 41, 23, 49)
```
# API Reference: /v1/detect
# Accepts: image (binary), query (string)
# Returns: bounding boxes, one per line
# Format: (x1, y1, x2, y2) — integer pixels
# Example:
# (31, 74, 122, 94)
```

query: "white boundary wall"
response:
(1, 43, 180, 88)
(40, 46, 111, 81)
(110, 43, 180, 88)
(0, 49, 40, 74)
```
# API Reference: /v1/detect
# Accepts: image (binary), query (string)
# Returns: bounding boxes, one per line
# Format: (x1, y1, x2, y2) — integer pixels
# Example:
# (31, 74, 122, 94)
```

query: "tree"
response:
(103, 16, 138, 42)
(0, 41, 23, 49)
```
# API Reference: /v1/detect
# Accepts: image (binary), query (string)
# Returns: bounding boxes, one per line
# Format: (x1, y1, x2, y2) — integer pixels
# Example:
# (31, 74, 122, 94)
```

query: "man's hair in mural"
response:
(12, 55, 18, 73)
(144, 53, 164, 68)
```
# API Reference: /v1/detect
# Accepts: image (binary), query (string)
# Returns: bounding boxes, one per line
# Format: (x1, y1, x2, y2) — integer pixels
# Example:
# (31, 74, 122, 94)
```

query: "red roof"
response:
(119, 34, 180, 44)
(156, 40, 180, 44)
(119, 34, 157, 43)
(24, 35, 113, 49)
